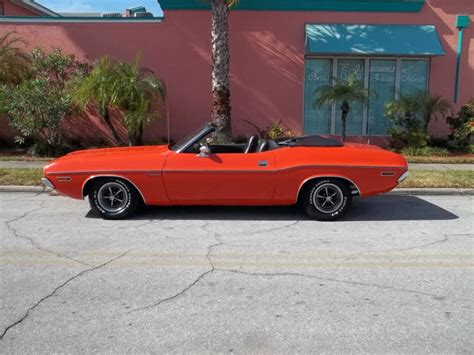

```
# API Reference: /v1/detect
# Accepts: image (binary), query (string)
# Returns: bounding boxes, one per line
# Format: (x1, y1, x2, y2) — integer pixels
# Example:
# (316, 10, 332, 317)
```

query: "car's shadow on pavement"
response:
(86, 195, 458, 221)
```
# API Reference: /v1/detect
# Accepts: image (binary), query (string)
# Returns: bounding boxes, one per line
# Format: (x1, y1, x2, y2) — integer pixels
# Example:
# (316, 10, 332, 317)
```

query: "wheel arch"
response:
(296, 175, 361, 203)
(82, 175, 147, 204)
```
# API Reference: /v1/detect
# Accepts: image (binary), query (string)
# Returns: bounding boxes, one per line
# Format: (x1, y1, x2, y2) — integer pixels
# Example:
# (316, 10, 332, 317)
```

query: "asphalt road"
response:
(0, 192, 473, 354)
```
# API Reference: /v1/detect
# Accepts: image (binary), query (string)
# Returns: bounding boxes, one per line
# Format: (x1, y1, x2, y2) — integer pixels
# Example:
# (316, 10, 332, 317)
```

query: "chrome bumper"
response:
(398, 171, 409, 183)
(41, 178, 55, 189)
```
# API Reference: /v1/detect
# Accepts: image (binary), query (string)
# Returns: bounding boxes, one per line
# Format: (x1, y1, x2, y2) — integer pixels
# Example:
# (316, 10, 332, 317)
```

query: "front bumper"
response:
(398, 171, 409, 183)
(41, 178, 55, 189)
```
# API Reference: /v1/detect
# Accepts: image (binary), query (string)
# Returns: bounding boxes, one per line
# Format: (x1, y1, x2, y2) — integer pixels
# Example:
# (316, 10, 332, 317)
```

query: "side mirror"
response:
(197, 144, 210, 158)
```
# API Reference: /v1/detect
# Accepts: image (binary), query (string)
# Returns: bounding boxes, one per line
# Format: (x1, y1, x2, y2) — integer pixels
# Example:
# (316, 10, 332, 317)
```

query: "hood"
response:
(44, 145, 170, 174)
(50, 145, 170, 165)
(63, 145, 169, 159)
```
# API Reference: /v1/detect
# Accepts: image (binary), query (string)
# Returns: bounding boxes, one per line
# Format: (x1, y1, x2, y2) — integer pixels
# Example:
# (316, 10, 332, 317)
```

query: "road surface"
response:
(0, 192, 472, 353)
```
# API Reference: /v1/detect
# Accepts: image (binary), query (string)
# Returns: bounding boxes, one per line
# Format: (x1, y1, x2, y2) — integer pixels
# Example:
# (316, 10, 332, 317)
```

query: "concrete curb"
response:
(387, 188, 474, 196)
(0, 185, 472, 196)
(0, 186, 46, 193)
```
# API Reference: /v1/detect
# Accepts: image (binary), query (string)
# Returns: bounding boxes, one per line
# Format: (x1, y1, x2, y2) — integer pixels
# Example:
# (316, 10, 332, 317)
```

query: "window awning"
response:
(305, 24, 445, 56)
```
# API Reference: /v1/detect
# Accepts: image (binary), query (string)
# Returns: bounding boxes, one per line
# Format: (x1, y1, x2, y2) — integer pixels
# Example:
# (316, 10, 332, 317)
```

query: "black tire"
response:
(301, 179, 352, 221)
(88, 178, 139, 220)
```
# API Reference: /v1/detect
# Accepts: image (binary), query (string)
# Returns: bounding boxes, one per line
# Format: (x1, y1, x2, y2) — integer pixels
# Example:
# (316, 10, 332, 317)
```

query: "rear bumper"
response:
(41, 178, 55, 189)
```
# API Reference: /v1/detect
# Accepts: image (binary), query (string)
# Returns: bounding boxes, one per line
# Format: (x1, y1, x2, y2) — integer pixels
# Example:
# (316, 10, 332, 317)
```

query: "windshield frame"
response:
(170, 123, 216, 153)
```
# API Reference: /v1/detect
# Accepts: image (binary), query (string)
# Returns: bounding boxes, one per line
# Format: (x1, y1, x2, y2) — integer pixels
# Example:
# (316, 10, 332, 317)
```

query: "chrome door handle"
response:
(258, 160, 268, 167)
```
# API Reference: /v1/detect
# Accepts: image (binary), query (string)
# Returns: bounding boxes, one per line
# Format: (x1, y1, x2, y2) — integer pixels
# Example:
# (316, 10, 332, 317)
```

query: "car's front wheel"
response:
(301, 179, 352, 221)
(89, 178, 139, 220)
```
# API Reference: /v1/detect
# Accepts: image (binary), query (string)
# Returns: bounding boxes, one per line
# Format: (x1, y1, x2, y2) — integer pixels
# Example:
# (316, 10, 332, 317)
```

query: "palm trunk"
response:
(128, 124, 144, 146)
(102, 106, 121, 146)
(340, 101, 350, 142)
(211, 0, 232, 143)
(423, 113, 431, 133)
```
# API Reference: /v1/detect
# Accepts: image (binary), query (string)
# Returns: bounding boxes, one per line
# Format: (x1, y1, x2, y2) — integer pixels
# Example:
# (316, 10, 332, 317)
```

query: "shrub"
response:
(1, 48, 88, 156)
(0, 31, 30, 85)
(2, 79, 72, 155)
(447, 99, 473, 152)
(400, 146, 450, 157)
(244, 120, 294, 140)
(385, 91, 451, 148)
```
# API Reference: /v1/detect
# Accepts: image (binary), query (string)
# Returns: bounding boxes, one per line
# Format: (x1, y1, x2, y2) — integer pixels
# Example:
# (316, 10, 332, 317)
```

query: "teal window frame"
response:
(303, 56, 430, 136)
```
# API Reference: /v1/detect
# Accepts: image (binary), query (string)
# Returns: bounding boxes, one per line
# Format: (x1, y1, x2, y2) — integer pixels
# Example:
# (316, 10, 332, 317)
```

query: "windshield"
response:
(170, 124, 215, 152)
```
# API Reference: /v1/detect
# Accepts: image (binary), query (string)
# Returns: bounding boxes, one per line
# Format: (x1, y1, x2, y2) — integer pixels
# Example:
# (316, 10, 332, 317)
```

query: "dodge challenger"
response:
(42, 123, 408, 221)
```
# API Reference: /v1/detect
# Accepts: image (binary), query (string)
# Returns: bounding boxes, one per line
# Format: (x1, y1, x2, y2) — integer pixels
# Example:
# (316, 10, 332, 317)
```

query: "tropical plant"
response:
(447, 98, 473, 152)
(1, 48, 87, 155)
(73, 55, 166, 146)
(112, 58, 166, 146)
(244, 119, 294, 139)
(0, 31, 30, 85)
(385, 91, 452, 148)
(314, 76, 370, 142)
(416, 91, 452, 132)
(72, 57, 122, 144)
(209, 0, 238, 143)
(385, 94, 428, 148)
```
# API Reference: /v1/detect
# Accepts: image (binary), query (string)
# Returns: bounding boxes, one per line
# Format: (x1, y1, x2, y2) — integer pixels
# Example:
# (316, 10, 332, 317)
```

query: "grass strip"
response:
(399, 170, 474, 188)
(0, 168, 43, 186)
(406, 156, 474, 164)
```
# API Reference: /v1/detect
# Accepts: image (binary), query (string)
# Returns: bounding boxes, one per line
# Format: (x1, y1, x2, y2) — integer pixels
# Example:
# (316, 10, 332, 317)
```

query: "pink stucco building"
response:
(0, 0, 472, 145)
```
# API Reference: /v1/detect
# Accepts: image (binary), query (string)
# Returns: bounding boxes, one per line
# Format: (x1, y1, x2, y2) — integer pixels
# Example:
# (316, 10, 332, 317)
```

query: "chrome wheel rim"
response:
(97, 182, 129, 213)
(312, 183, 344, 214)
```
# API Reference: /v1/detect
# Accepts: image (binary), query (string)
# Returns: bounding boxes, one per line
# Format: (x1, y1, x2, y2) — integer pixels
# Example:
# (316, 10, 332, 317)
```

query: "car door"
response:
(163, 150, 276, 204)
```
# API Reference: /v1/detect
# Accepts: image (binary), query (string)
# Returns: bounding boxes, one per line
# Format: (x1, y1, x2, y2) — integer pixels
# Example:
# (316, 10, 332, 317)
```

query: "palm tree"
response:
(72, 57, 122, 144)
(0, 31, 30, 85)
(113, 59, 167, 146)
(314, 76, 370, 142)
(72, 55, 166, 146)
(385, 91, 452, 133)
(417, 91, 452, 132)
(209, 0, 238, 142)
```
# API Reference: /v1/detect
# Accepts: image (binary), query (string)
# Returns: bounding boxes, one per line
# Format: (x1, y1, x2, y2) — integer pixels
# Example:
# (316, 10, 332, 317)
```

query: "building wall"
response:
(0, 0, 472, 145)
(1, 1, 41, 16)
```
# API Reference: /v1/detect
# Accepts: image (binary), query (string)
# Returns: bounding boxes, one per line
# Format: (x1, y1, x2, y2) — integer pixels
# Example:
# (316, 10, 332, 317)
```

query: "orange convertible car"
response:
(42, 123, 408, 221)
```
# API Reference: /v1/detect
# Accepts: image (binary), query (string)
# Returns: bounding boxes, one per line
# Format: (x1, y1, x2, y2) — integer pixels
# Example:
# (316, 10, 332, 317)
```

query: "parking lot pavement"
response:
(0, 193, 472, 353)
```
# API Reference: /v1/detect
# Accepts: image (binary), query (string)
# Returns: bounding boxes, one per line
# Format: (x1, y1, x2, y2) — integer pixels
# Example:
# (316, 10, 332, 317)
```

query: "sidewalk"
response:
(0, 160, 473, 171)
(0, 161, 49, 169)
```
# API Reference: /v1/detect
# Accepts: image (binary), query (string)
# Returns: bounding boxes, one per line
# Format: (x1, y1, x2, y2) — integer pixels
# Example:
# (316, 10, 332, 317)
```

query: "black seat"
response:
(257, 140, 269, 152)
(244, 134, 259, 154)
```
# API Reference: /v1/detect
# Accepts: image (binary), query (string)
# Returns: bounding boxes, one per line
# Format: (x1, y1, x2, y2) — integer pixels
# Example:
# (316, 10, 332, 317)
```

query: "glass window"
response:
(302, 57, 430, 136)
(400, 60, 428, 95)
(303, 58, 332, 134)
(335, 59, 365, 136)
(368, 60, 396, 135)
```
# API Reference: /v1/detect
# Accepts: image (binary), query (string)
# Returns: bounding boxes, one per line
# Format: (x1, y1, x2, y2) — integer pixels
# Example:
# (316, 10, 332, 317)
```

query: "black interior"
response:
(183, 133, 342, 155)
(244, 135, 259, 154)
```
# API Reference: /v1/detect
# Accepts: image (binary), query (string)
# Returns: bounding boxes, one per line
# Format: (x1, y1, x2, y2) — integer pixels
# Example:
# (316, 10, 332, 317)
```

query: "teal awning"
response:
(305, 24, 445, 56)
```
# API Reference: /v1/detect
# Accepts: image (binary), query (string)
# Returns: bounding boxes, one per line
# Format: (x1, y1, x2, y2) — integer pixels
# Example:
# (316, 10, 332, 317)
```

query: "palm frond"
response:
(313, 76, 370, 109)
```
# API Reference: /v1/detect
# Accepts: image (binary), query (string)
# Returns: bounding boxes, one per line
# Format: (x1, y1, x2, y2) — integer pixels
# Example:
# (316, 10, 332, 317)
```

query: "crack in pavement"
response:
(350, 235, 450, 257)
(0, 251, 129, 340)
(130, 228, 223, 313)
(216, 269, 445, 299)
(4, 202, 93, 268)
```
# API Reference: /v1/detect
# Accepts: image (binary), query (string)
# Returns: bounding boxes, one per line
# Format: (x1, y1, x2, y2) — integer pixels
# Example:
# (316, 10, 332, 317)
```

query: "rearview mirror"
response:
(197, 145, 210, 158)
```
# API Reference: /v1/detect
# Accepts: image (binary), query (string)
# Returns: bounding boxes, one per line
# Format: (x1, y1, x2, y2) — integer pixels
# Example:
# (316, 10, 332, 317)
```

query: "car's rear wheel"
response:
(89, 178, 139, 220)
(302, 179, 351, 221)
